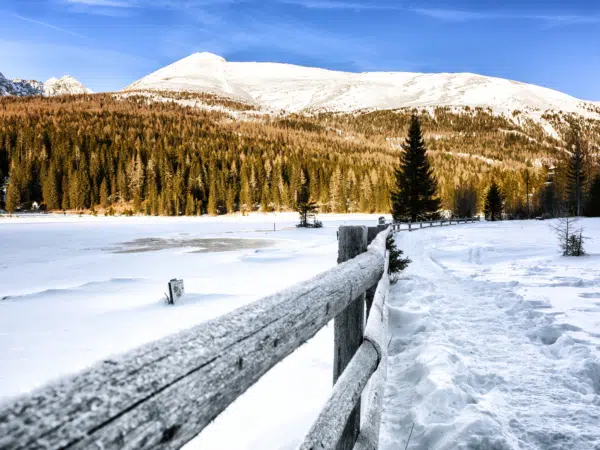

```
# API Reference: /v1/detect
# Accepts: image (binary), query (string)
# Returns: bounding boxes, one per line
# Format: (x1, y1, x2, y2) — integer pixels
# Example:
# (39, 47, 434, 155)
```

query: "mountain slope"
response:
(0, 73, 92, 97)
(124, 52, 599, 120)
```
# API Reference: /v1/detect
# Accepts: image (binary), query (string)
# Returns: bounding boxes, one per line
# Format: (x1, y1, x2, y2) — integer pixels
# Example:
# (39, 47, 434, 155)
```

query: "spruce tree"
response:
(386, 234, 410, 282)
(42, 165, 60, 210)
(391, 115, 440, 222)
(5, 178, 20, 213)
(566, 128, 586, 216)
(484, 182, 504, 221)
(296, 179, 319, 227)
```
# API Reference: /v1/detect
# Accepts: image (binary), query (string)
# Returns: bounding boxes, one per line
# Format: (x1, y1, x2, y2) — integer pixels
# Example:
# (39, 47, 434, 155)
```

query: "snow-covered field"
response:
(382, 219, 600, 450)
(2, 215, 599, 449)
(0, 213, 382, 449)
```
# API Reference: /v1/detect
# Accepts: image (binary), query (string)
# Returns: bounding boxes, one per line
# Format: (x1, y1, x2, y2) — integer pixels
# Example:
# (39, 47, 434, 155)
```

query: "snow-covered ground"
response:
(382, 219, 600, 450)
(2, 215, 599, 449)
(0, 213, 383, 449)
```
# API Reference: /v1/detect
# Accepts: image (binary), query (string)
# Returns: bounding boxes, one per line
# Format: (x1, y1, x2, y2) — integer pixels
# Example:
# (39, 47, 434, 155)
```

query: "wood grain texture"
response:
(299, 341, 379, 450)
(354, 252, 390, 450)
(0, 229, 389, 450)
(334, 226, 368, 450)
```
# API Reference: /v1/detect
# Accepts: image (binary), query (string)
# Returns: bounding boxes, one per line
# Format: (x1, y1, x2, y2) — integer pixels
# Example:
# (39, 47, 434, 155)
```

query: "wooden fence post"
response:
(365, 227, 382, 319)
(335, 226, 367, 450)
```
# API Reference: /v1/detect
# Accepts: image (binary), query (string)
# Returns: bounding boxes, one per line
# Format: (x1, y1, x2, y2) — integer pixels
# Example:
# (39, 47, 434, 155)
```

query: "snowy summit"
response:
(0, 72, 92, 97)
(124, 52, 599, 117)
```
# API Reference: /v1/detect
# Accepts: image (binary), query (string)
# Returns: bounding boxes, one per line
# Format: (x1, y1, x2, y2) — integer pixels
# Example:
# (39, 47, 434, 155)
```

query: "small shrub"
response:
(552, 217, 587, 256)
(386, 234, 411, 282)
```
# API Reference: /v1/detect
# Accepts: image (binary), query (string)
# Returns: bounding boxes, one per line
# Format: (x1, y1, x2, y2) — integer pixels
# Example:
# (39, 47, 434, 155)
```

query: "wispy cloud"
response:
(65, 0, 134, 6)
(9, 13, 86, 38)
(411, 7, 600, 27)
(277, 0, 398, 10)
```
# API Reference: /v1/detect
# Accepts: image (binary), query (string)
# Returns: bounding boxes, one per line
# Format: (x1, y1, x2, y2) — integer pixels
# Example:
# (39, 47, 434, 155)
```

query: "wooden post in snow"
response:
(335, 226, 367, 450)
(365, 226, 382, 319)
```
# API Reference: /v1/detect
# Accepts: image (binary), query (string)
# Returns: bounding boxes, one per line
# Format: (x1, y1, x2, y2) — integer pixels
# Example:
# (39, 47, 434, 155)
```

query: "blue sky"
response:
(1, 0, 599, 100)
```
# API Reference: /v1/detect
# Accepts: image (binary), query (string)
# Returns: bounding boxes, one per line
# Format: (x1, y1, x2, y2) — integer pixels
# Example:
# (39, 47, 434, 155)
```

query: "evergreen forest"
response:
(0, 93, 598, 217)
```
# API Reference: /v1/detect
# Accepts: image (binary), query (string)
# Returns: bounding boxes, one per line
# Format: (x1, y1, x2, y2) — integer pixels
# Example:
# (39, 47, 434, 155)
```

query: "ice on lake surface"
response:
(107, 237, 275, 253)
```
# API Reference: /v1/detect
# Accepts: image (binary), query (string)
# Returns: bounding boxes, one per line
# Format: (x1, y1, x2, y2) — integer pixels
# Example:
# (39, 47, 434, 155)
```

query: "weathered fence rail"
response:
(0, 225, 392, 450)
(392, 216, 481, 232)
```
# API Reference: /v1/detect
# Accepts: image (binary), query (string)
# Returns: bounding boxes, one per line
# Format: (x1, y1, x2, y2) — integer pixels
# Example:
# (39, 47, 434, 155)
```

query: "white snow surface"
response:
(382, 219, 600, 450)
(0, 72, 92, 97)
(0, 213, 382, 449)
(124, 52, 600, 120)
(2, 215, 600, 449)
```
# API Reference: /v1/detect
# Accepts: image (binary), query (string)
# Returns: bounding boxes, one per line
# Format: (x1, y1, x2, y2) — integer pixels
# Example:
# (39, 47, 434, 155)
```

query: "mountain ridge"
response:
(0, 73, 92, 97)
(123, 52, 599, 121)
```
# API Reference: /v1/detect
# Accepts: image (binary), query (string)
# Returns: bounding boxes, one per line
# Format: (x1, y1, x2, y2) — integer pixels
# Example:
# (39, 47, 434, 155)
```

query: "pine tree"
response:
(5, 177, 20, 213)
(100, 178, 109, 207)
(585, 174, 600, 217)
(207, 178, 217, 216)
(484, 182, 504, 221)
(61, 174, 70, 210)
(566, 128, 586, 216)
(42, 165, 60, 210)
(386, 234, 410, 282)
(391, 115, 441, 222)
(452, 184, 478, 218)
(296, 179, 319, 227)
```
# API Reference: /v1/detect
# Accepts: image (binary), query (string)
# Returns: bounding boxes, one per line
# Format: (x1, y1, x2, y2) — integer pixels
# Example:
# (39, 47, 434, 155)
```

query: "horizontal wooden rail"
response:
(301, 250, 390, 450)
(299, 341, 379, 450)
(0, 230, 389, 450)
(392, 216, 481, 232)
(354, 252, 390, 450)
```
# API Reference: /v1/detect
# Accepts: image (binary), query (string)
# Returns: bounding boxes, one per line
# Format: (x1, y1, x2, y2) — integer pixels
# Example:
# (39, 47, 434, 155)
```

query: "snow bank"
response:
(382, 219, 600, 450)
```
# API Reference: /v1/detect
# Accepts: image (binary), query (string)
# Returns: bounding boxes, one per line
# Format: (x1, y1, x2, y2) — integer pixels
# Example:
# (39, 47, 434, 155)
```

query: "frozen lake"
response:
(0, 212, 384, 449)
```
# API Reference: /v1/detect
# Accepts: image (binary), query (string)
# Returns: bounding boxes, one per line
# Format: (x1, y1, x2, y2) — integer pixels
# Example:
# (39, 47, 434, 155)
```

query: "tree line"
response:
(0, 95, 393, 215)
(0, 94, 598, 217)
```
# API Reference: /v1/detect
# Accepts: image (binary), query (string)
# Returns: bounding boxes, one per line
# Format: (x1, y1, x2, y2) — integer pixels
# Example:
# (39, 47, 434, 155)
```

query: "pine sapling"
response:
(387, 234, 411, 282)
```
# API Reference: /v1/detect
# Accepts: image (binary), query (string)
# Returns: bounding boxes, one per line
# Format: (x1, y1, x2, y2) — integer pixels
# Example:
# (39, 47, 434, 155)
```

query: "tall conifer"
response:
(484, 182, 504, 221)
(391, 115, 440, 221)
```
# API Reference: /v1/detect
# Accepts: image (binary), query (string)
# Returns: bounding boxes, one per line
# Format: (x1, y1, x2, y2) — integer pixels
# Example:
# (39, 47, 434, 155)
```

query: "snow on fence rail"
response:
(0, 225, 391, 450)
(392, 216, 481, 232)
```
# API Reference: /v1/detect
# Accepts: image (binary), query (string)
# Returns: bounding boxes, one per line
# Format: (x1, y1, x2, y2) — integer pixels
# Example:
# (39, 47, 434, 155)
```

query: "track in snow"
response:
(381, 221, 600, 450)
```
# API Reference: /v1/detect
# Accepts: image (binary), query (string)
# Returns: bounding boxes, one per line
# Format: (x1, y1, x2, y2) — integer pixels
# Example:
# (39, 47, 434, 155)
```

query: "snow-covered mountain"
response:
(43, 76, 93, 96)
(124, 52, 599, 119)
(0, 73, 92, 97)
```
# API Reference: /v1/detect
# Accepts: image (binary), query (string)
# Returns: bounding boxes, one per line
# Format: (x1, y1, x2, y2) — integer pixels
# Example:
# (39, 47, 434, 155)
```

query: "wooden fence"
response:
(392, 216, 481, 232)
(0, 225, 391, 450)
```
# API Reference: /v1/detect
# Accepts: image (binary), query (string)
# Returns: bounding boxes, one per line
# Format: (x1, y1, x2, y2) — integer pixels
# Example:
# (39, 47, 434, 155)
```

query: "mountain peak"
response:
(44, 76, 93, 95)
(122, 55, 599, 122)
(186, 52, 227, 63)
(1, 73, 91, 97)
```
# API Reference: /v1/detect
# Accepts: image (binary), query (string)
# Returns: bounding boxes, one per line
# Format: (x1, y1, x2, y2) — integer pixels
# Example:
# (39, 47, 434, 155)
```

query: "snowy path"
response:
(381, 221, 600, 450)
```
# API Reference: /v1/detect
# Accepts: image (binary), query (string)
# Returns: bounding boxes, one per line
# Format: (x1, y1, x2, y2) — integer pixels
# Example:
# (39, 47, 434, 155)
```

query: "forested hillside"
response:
(0, 94, 598, 216)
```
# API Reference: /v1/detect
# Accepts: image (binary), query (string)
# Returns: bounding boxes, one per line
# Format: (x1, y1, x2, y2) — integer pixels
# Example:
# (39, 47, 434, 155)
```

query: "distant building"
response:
(32, 201, 40, 210)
